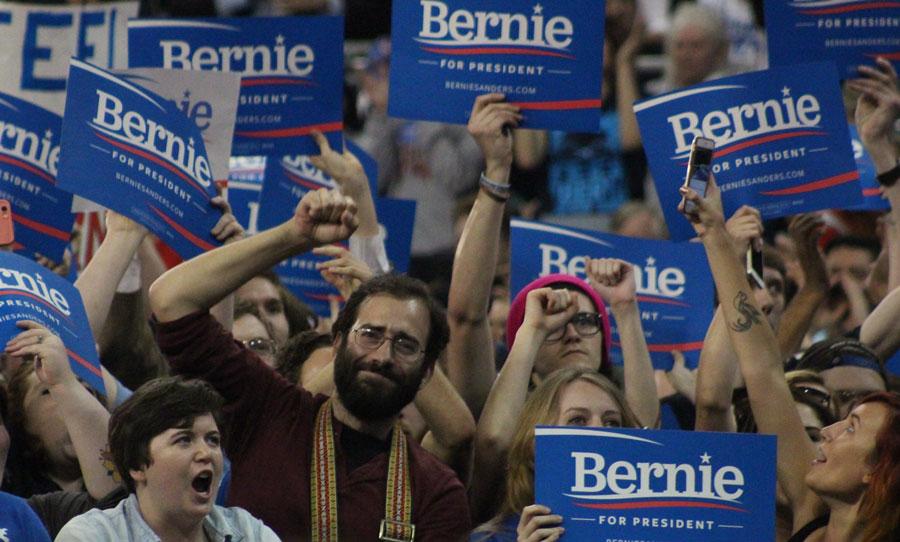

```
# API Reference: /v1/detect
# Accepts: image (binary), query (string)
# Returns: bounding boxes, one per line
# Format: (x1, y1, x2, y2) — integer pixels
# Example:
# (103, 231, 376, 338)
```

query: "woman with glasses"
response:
(470, 261, 658, 522)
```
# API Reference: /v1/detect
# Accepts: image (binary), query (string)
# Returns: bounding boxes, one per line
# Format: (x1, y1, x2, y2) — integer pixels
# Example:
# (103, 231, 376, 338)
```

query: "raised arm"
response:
(470, 288, 576, 521)
(150, 189, 358, 322)
(777, 214, 828, 358)
(586, 258, 658, 427)
(6, 321, 118, 499)
(446, 94, 521, 416)
(680, 179, 820, 521)
(415, 365, 476, 485)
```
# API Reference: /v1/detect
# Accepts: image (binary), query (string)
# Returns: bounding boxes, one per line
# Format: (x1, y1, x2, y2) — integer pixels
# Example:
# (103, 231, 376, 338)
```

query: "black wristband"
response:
(877, 161, 900, 188)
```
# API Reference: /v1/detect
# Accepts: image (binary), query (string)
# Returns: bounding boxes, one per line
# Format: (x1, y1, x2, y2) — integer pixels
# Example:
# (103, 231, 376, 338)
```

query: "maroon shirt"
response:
(156, 312, 471, 541)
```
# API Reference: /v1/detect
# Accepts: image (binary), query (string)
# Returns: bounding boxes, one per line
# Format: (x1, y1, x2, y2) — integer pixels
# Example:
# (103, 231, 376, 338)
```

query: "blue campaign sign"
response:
(635, 62, 861, 241)
(259, 146, 415, 315)
(0, 90, 74, 262)
(510, 219, 713, 369)
(846, 124, 887, 211)
(0, 251, 103, 394)
(57, 59, 223, 260)
(127, 17, 345, 156)
(765, 1, 900, 79)
(389, 0, 606, 132)
(226, 156, 266, 234)
(535, 427, 775, 541)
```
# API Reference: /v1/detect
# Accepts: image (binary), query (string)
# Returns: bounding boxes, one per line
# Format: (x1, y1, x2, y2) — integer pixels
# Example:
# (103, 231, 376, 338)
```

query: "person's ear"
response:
(129, 467, 147, 486)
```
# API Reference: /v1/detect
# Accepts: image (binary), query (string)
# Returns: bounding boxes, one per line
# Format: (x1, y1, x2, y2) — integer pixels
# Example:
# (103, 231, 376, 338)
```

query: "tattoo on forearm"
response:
(730, 291, 762, 332)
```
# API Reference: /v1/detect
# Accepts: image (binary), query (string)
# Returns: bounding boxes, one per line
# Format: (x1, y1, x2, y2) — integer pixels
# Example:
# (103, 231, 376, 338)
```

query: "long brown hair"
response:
(856, 392, 900, 542)
(475, 367, 639, 535)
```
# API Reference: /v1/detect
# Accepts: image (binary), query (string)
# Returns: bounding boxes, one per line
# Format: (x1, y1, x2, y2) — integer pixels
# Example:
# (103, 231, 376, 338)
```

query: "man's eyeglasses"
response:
(242, 338, 277, 356)
(546, 312, 603, 343)
(353, 326, 424, 362)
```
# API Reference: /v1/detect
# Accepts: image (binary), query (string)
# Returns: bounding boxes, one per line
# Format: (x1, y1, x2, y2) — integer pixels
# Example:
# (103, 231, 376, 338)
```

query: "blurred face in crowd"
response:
(820, 367, 886, 418)
(533, 291, 604, 379)
(233, 313, 277, 368)
(333, 295, 431, 421)
(614, 210, 665, 240)
(235, 277, 290, 345)
(22, 372, 80, 474)
(554, 379, 624, 428)
(805, 402, 887, 501)
(131, 414, 223, 527)
(671, 25, 723, 87)
(826, 246, 874, 287)
(796, 402, 828, 444)
(763, 266, 786, 329)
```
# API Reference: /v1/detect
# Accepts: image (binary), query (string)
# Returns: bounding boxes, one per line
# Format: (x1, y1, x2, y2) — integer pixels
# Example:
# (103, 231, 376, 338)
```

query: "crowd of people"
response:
(0, 0, 899, 541)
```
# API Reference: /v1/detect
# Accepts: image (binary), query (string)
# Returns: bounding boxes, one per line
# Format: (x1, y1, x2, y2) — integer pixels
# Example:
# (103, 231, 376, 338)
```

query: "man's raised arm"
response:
(150, 188, 358, 322)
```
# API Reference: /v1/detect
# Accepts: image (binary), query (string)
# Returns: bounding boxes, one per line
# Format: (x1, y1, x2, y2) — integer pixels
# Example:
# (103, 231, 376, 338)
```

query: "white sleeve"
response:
(350, 227, 391, 275)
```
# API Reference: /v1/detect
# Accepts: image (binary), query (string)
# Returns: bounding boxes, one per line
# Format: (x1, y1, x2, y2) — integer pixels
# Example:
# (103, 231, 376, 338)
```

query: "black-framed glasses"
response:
(792, 385, 832, 411)
(546, 312, 603, 343)
(353, 326, 424, 362)
(242, 338, 277, 356)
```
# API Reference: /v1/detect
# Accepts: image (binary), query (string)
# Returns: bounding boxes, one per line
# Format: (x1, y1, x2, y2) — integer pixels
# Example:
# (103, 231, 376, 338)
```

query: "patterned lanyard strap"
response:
(311, 399, 415, 542)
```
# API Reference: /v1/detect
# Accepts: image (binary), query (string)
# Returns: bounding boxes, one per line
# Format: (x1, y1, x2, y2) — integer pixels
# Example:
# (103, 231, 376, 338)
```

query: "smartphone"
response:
(746, 246, 765, 290)
(681, 136, 716, 215)
(0, 199, 14, 246)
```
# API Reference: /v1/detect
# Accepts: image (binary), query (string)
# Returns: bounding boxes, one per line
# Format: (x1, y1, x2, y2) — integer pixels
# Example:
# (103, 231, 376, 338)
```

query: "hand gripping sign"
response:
(226, 156, 266, 235)
(0, 1, 137, 115)
(0, 251, 103, 394)
(535, 427, 775, 541)
(389, 0, 607, 132)
(58, 59, 223, 260)
(0, 90, 75, 262)
(127, 17, 345, 157)
(765, 0, 900, 79)
(635, 61, 861, 241)
(259, 144, 414, 317)
(510, 219, 714, 370)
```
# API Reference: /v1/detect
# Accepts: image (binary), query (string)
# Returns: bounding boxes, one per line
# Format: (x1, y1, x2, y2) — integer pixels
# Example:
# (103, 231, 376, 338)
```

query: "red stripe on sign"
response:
(0, 154, 56, 184)
(511, 99, 602, 111)
(865, 52, 900, 60)
(67, 348, 102, 377)
(93, 132, 211, 198)
(801, 2, 900, 15)
(574, 500, 747, 512)
(420, 46, 575, 59)
(234, 121, 343, 138)
(12, 214, 70, 241)
(863, 188, 882, 197)
(0, 289, 71, 320)
(611, 340, 704, 352)
(241, 77, 315, 87)
(285, 170, 330, 190)
(714, 131, 825, 158)
(761, 171, 859, 196)
(149, 206, 216, 252)
(636, 295, 690, 307)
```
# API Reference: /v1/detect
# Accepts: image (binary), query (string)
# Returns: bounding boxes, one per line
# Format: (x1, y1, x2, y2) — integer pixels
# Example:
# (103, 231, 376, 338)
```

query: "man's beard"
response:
(333, 339, 425, 421)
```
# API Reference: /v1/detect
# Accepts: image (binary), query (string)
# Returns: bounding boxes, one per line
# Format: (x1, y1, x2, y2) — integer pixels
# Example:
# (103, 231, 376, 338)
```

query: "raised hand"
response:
(788, 213, 827, 290)
(587, 257, 637, 308)
(467, 93, 522, 176)
(848, 57, 900, 155)
(210, 196, 245, 245)
(679, 172, 725, 237)
(292, 188, 359, 247)
(725, 205, 763, 259)
(309, 131, 368, 194)
(314, 245, 374, 299)
(516, 504, 564, 542)
(521, 287, 579, 340)
(5, 320, 75, 388)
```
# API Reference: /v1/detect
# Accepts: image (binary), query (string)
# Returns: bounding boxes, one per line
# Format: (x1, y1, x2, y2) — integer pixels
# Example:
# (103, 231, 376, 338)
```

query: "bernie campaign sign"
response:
(259, 144, 413, 316)
(0, 251, 104, 394)
(765, 0, 900, 79)
(0, 90, 74, 262)
(0, 1, 137, 114)
(58, 59, 222, 260)
(846, 124, 887, 212)
(635, 61, 861, 241)
(510, 219, 713, 370)
(389, 0, 606, 132)
(127, 17, 344, 157)
(226, 156, 266, 235)
(535, 427, 775, 541)
(118, 68, 241, 185)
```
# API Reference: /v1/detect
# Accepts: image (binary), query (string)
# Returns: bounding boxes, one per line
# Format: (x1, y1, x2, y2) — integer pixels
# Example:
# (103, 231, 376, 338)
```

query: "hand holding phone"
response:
(681, 136, 715, 215)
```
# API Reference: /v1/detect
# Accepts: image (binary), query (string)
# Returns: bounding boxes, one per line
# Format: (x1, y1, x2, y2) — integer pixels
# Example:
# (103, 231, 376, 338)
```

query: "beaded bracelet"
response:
(479, 172, 511, 201)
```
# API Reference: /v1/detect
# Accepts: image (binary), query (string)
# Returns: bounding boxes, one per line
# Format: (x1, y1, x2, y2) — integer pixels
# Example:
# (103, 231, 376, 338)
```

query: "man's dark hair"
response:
(108, 377, 225, 493)
(823, 236, 880, 260)
(794, 338, 885, 381)
(332, 274, 450, 370)
(276, 330, 333, 384)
